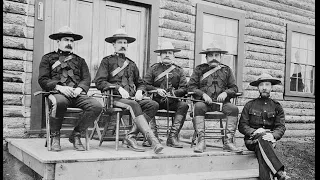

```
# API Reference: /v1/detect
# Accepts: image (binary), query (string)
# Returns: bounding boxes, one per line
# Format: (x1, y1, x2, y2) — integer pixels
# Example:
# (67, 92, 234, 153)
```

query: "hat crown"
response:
(158, 41, 175, 51)
(56, 26, 75, 34)
(112, 28, 129, 37)
(257, 73, 274, 81)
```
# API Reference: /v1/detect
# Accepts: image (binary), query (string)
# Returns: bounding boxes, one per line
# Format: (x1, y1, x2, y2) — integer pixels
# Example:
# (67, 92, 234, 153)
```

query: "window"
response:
(285, 24, 315, 101)
(195, 4, 245, 92)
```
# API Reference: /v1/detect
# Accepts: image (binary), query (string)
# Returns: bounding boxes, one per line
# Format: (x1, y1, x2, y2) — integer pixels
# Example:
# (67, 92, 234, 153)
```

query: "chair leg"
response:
(99, 116, 111, 146)
(85, 129, 89, 151)
(90, 114, 102, 140)
(115, 112, 120, 151)
(220, 118, 225, 144)
(45, 98, 51, 151)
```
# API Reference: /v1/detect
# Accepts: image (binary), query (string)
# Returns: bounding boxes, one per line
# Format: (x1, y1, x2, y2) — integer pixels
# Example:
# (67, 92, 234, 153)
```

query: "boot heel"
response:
(153, 144, 164, 154)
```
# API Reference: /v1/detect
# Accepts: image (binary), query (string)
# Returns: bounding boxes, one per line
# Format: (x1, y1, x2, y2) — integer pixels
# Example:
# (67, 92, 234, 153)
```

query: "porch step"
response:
(6, 138, 258, 180)
(107, 169, 259, 180)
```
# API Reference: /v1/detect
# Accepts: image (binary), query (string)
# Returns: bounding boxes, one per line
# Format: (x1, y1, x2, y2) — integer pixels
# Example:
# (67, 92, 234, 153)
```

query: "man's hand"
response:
(252, 128, 266, 136)
(135, 90, 143, 101)
(156, 88, 167, 97)
(118, 87, 130, 99)
(202, 93, 213, 104)
(262, 133, 276, 143)
(72, 87, 83, 97)
(55, 85, 74, 97)
(217, 92, 227, 102)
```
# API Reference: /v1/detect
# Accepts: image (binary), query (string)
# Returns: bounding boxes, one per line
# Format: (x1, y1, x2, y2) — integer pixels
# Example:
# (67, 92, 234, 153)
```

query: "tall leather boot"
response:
(167, 114, 185, 148)
(135, 114, 164, 154)
(124, 123, 146, 152)
(223, 116, 243, 153)
(69, 131, 85, 151)
(142, 118, 161, 147)
(193, 116, 206, 153)
(49, 117, 62, 151)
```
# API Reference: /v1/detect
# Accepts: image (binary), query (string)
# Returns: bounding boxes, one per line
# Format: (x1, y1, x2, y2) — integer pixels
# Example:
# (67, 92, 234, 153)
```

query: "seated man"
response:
(38, 26, 103, 151)
(144, 41, 189, 148)
(187, 43, 242, 153)
(94, 29, 163, 154)
(238, 73, 290, 180)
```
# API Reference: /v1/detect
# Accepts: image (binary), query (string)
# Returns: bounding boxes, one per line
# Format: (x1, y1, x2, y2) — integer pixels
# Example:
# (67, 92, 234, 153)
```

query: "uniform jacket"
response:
(144, 62, 187, 97)
(187, 62, 238, 101)
(238, 97, 286, 141)
(94, 54, 145, 97)
(38, 50, 91, 92)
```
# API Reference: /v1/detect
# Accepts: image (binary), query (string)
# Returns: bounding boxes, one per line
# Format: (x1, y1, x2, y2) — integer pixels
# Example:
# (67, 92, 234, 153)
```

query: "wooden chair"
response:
(188, 92, 242, 148)
(90, 86, 132, 150)
(147, 90, 177, 138)
(34, 91, 90, 151)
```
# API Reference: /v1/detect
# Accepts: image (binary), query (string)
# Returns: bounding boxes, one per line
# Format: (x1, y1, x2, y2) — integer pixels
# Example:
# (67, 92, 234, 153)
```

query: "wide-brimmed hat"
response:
(105, 29, 136, 44)
(250, 73, 282, 87)
(199, 43, 228, 54)
(49, 26, 83, 41)
(154, 41, 181, 53)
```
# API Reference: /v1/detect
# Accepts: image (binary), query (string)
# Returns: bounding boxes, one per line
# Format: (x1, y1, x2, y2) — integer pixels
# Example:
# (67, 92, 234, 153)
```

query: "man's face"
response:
(258, 81, 272, 98)
(206, 52, 221, 64)
(113, 39, 128, 54)
(160, 51, 174, 63)
(57, 37, 74, 52)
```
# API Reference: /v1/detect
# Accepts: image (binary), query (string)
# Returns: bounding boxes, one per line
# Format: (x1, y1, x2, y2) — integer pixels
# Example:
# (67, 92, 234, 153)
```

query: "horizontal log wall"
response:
(159, 0, 314, 138)
(3, 0, 35, 137)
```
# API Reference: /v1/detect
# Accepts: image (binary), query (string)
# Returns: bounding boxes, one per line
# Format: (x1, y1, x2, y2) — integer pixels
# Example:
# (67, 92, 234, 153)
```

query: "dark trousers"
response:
(193, 101, 239, 117)
(158, 100, 189, 117)
(48, 93, 103, 132)
(114, 98, 159, 121)
(245, 133, 284, 180)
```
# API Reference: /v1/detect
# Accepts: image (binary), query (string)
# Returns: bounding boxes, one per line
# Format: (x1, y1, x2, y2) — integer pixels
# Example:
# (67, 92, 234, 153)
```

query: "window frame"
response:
(195, 3, 245, 92)
(285, 24, 315, 102)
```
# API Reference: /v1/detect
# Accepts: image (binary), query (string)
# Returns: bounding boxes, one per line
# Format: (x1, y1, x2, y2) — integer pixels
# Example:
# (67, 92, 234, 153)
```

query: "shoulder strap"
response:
(111, 60, 129, 77)
(154, 65, 176, 82)
(200, 65, 221, 81)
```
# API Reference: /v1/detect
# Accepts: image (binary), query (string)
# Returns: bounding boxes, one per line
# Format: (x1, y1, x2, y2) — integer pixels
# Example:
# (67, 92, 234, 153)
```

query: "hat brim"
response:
(49, 33, 83, 41)
(250, 79, 281, 87)
(199, 50, 228, 54)
(154, 49, 181, 53)
(105, 36, 136, 44)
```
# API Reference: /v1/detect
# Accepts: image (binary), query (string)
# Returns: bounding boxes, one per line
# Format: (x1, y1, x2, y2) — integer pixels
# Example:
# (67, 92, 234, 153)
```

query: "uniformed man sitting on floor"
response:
(143, 41, 189, 148)
(94, 28, 163, 154)
(238, 73, 290, 180)
(38, 26, 103, 151)
(187, 43, 242, 153)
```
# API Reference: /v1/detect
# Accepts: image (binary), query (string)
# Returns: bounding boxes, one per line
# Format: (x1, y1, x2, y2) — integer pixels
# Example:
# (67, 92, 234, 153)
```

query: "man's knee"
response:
(222, 103, 239, 116)
(194, 102, 207, 116)
(179, 101, 189, 112)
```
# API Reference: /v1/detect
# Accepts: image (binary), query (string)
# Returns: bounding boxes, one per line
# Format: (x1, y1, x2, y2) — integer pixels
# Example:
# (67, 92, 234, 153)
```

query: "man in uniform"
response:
(94, 29, 163, 154)
(38, 26, 103, 151)
(238, 73, 290, 180)
(187, 44, 242, 153)
(143, 41, 189, 148)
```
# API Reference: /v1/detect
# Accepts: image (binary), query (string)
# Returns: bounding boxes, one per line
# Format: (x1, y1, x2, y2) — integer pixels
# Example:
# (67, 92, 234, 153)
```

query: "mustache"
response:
(65, 45, 72, 49)
(119, 47, 126, 51)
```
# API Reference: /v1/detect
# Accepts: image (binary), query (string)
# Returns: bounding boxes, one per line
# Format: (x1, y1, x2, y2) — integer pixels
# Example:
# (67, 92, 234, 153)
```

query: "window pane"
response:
(305, 66, 314, 80)
(299, 49, 308, 64)
(225, 36, 238, 55)
(203, 14, 214, 33)
(300, 33, 309, 49)
(222, 55, 235, 70)
(290, 63, 304, 92)
(212, 16, 226, 35)
(212, 34, 226, 50)
(291, 47, 300, 63)
(202, 32, 215, 49)
(225, 19, 238, 37)
(304, 79, 313, 93)
(307, 50, 315, 65)
(291, 32, 300, 48)
(307, 36, 315, 51)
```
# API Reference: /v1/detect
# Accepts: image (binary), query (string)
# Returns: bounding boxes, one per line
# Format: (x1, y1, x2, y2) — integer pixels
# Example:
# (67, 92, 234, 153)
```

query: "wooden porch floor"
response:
(6, 138, 259, 180)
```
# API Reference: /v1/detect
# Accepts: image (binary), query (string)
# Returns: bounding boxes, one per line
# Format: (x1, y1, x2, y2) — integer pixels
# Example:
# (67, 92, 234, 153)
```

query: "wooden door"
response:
(43, 0, 147, 81)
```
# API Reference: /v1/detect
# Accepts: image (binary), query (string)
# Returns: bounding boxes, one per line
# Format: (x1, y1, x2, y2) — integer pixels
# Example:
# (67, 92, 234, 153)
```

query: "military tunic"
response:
(238, 97, 286, 180)
(144, 62, 188, 115)
(38, 49, 102, 132)
(187, 62, 239, 117)
(94, 54, 158, 120)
